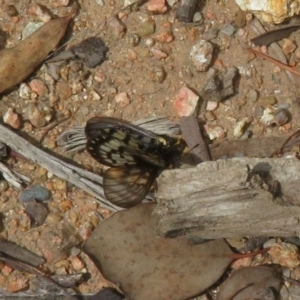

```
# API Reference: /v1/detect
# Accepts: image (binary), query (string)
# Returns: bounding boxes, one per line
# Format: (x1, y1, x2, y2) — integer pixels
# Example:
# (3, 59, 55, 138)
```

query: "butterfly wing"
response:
(103, 165, 159, 208)
(85, 117, 168, 168)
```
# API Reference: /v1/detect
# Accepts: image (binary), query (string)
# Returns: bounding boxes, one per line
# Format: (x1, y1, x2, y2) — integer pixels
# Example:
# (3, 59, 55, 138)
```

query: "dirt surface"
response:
(1, 0, 300, 297)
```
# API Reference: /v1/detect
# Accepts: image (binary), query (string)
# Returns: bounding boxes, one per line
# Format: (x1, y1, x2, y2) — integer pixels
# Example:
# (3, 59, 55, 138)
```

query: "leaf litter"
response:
(83, 203, 272, 300)
(0, 4, 77, 94)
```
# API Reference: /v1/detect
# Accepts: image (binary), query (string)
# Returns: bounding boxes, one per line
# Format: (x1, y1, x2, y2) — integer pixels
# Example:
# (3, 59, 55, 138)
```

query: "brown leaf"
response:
(83, 203, 234, 300)
(216, 265, 282, 300)
(251, 24, 300, 46)
(0, 5, 76, 94)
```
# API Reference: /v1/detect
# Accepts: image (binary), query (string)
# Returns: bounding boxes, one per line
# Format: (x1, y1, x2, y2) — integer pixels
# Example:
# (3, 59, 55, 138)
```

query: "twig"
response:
(0, 161, 30, 189)
(250, 18, 295, 82)
(269, 129, 300, 157)
(0, 122, 120, 212)
(248, 48, 300, 77)
(38, 114, 71, 143)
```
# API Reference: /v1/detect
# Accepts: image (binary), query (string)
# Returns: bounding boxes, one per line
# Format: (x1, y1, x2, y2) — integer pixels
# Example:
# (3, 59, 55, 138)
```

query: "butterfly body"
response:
(85, 117, 186, 208)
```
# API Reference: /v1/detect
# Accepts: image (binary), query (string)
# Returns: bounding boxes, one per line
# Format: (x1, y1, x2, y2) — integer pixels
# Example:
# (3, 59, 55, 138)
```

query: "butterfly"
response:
(85, 117, 186, 208)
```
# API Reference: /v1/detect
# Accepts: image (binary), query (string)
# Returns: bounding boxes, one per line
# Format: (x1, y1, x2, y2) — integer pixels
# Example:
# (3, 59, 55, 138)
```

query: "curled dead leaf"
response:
(0, 5, 76, 94)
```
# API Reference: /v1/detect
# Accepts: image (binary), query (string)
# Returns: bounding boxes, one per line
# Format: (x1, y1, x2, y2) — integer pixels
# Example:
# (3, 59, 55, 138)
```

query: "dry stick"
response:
(269, 129, 300, 157)
(248, 48, 300, 77)
(38, 114, 71, 143)
(0, 123, 120, 212)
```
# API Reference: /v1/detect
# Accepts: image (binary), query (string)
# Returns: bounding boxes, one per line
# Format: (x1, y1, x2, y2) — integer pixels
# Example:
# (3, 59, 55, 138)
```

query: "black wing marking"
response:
(85, 117, 170, 168)
(103, 166, 159, 208)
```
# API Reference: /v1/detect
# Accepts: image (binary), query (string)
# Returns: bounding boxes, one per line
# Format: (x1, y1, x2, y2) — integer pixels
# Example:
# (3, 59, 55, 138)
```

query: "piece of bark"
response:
(176, 0, 198, 23)
(180, 116, 211, 163)
(154, 157, 300, 239)
(0, 238, 45, 267)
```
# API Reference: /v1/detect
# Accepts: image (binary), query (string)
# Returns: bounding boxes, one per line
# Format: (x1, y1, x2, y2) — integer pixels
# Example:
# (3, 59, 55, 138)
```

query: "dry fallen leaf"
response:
(216, 265, 282, 300)
(0, 5, 76, 94)
(84, 203, 237, 300)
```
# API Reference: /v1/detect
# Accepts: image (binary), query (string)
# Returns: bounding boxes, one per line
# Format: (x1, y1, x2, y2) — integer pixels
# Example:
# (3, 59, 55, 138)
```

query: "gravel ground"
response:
(1, 0, 300, 297)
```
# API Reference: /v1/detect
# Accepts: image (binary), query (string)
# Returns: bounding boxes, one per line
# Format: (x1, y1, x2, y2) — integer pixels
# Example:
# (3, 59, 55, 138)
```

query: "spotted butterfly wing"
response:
(85, 117, 186, 208)
(103, 166, 160, 208)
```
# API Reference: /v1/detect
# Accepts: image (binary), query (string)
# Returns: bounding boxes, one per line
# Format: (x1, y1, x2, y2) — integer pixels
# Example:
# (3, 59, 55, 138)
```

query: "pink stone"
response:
(174, 87, 199, 117)
(147, 0, 167, 14)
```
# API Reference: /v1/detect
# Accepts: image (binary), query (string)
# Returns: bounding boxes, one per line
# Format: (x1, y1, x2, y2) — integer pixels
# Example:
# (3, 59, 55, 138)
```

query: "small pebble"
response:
(145, 38, 155, 47)
(24, 200, 49, 227)
(22, 21, 44, 39)
(166, 0, 178, 5)
(70, 247, 81, 257)
(3, 108, 22, 129)
(234, 9, 246, 28)
(258, 95, 277, 106)
(190, 40, 213, 71)
(139, 18, 156, 37)
(29, 78, 48, 97)
(174, 87, 199, 116)
(206, 101, 218, 111)
(246, 89, 258, 102)
(19, 184, 52, 202)
(150, 47, 168, 59)
(282, 38, 296, 55)
(233, 117, 253, 138)
(70, 256, 85, 271)
(114, 92, 131, 107)
(0, 181, 9, 193)
(123, 0, 136, 6)
(23, 104, 52, 128)
(193, 12, 202, 23)
(55, 81, 72, 100)
(108, 16, 126, 38)
(28, 3, 51, 22)
(295, 47, 300, 59)
(221, 23, 236, 36)
(127, 33, 140, 46)
(204, 125, 226, 140)
(154, 30, 174, 43)
(147, 0, 167, 14)
(274, 109, 289, 126)
(19, 83, 31, 99)
(268, 242, 299, 268)
(202, 28, 218, 41)
(264, 239, 278, 250)
(45, 213, 63, 224)
(150, 66, 166, 83)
